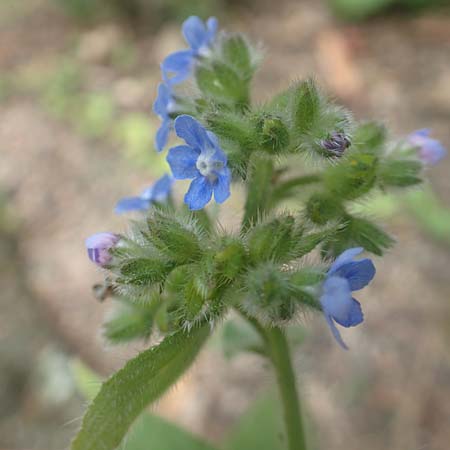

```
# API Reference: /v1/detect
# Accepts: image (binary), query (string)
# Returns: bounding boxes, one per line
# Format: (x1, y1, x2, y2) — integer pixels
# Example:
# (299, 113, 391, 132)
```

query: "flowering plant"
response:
(76, 16, 446, 450)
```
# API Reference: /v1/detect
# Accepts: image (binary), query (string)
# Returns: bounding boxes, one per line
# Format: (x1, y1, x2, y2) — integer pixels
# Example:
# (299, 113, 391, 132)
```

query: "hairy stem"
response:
(238, 310, 307, 450)
(264, 326, 308, 450)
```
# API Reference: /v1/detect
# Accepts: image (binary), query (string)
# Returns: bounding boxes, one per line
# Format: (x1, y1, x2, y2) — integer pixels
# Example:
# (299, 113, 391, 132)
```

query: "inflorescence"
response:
(85, 16, 446, 349)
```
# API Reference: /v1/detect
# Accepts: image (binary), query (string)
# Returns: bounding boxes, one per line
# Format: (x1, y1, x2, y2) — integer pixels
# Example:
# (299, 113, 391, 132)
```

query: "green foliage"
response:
(378, 158, 422, 187)
(196, 62, 249, 107)
(305, 192, 344, 225)
(71, 324, 210, 450)
(223, 392, 285, 450)
(220, 34, 255, 82)
(255, 113, 290, 154)
(242, 153, 275, 229)
(324, 151, 379, 200)
(103, 296, 162, 343)
(246, 215, 298, 264)
(80, 16, 437, 450)
(322, 215, 395, 257)
(292, 79, 321, 135)
(120, 413, 217, 450)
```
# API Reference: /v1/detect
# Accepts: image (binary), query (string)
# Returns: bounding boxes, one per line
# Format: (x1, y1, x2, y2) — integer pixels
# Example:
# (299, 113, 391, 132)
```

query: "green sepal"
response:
(243, 262, 297, 323)
(292, 79, 321, 134)
(220, 34, 255, 81)
(215, 237, 248, 281)
(289, 268, 324, 311)
(322, 215, 395, 257)
(246, 215, 298, 265)
(118, 258, 173, 286)
(378, 158, 422, 187)
(352, 121, 387, 154)
(305, 192, 345, 225)
(196, 62, 249, 107)
(324, 152, 378, 200)
(71, 324, 210, 450)
(254, 113, 290, 154)
(242, 153, 275, 231)
(146, 210, 205, 264)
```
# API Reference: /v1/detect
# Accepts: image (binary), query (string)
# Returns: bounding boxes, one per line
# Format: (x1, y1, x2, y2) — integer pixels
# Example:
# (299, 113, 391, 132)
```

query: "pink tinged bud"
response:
(407, 129, 447, 166)
(85, 232, 120, 266)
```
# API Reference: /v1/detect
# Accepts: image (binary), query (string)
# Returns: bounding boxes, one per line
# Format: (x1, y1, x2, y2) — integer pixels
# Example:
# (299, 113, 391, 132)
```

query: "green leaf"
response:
(246, 215, 298, 264)
(103, 297, 162, 344)
(322, 215, 395, 257)
(120, 413, 217, 450)
(292, 79, 320, 134)
(196, 62, 249, 107)
(378, 158, 422, 187)
(71, 325, 210, 450)
(221, 35, 254, 80)
(119, 258, 173, 286)
(352, 121, 387, 153)
(242, 153, 274, 231)
(223, 392, 285, 450)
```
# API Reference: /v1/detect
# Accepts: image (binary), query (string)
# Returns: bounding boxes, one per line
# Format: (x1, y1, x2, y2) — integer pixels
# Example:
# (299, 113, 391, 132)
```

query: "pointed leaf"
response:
(71, 325, 210, 450)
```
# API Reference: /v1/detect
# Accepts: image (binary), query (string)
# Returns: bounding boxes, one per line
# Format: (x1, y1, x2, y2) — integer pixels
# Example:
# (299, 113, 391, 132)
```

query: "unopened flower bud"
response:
(321, 132, 351, 157)
(85, 232, 120, 266)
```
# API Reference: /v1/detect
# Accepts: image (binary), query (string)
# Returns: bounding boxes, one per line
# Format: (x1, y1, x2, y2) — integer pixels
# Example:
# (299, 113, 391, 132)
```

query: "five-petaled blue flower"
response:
(162, 16, 218, 86)
(320, 247, 376, 350)
(407, 129, 447, 166)
(85, 232, 120, 267)
(115, 174, 173, 214)
(153, 83, 177, 152)
(167, 115, 231, 210)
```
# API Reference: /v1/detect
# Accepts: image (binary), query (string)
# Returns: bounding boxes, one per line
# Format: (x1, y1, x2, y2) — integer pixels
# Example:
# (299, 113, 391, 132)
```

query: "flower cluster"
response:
(84, 15, 447, 352)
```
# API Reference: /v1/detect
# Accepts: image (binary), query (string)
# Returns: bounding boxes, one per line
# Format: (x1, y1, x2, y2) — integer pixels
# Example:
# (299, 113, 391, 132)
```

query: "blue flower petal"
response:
(182, 16, 209, 52)
(410, 128, 430, 138)
(162, 50, 194, 85)
(115, 196, 150, 214)
(167, 145, 201, 179)
(333, 259, 376, 291)
(174, 115, 209, 149)
(324, 314, 348, 350)
(328, 247, 364, 274)
(153, 83, 170, 118)
(206, 17, 218, 37)
(320, 276, 353, 325)
(149, 174, 173, 202)
(420, 139, 447, 165)
(333, 298, 364, 327)
(213, 168, 231, 203)
(184, 176, 213, 210)
(155, 119, 171, 152)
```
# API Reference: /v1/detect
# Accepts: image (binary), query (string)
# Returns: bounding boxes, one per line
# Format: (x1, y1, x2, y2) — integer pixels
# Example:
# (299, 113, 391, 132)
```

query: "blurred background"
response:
(1, 0, 450, 449)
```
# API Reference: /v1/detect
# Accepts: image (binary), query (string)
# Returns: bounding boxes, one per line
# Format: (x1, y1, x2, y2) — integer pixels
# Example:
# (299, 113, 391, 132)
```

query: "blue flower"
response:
(85, 232, 120, 266)
(161, 16, 218, 86)
(407, 129, 447, 166)
(320, 247, 376, 350)
(153, 83, 177, 152)
(167, 115, 231, 210)
(115, 174, 173, 214)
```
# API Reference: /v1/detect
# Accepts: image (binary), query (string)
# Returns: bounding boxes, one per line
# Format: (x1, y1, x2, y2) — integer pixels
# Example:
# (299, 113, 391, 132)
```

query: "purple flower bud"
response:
(320, 132, 351, 157)
(85, 232, 120, 266)
(407, 129, 447, 166)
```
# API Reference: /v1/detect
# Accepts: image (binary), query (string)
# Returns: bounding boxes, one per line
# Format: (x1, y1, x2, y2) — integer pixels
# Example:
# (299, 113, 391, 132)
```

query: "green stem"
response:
(264, 326, 307, 450)
(238, 309, 307, 450)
